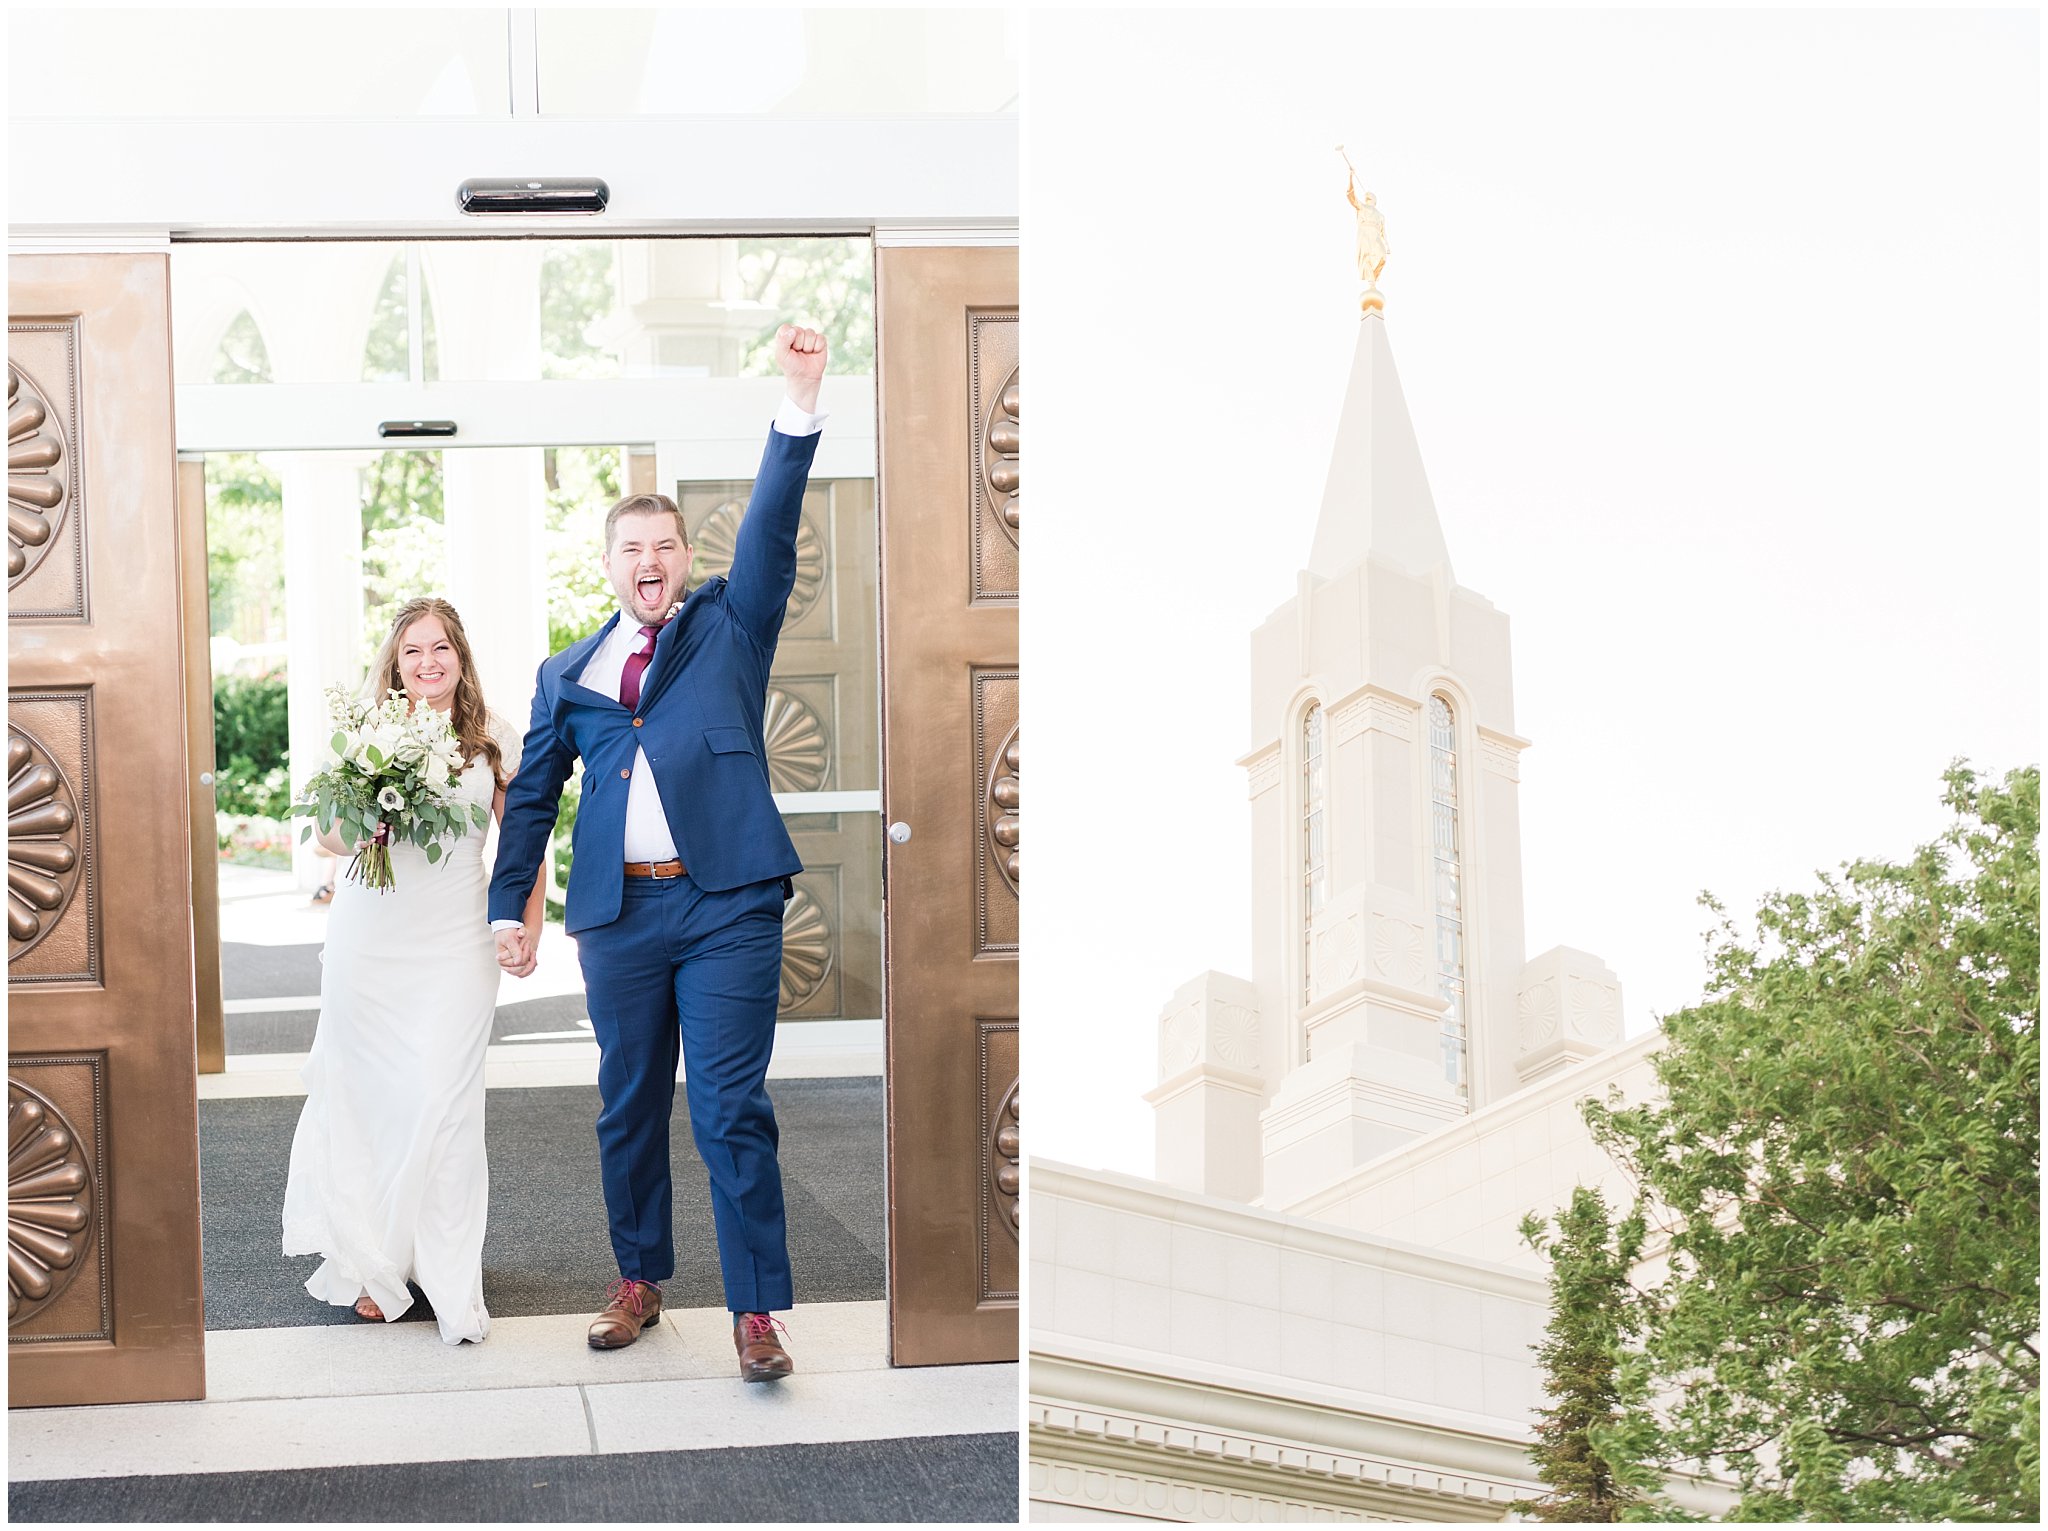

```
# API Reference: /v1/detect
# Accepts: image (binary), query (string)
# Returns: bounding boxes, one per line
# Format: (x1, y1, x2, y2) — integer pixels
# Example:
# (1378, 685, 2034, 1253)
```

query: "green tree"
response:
(540, 241, 619, 380)
(1515, 1187, 1653, 1522)
(539, 444, 622, 917)
(1586, 764, 2040, 1522)
(204, 452, 286, 646)
(543, 444, 620, 653)
(735, 237, 874, 375)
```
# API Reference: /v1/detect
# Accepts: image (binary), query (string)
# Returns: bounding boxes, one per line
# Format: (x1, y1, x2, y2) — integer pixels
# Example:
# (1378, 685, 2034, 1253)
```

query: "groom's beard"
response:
(625, 580, 687, 626)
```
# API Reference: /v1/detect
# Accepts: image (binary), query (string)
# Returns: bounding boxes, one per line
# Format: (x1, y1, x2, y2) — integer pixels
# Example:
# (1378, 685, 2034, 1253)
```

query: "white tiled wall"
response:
(1033, 1175, 1547, 1428)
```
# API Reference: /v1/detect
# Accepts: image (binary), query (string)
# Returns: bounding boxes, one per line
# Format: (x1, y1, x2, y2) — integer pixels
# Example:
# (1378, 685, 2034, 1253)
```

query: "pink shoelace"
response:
(605, 1278, 652, 1315)
(740, 1312, 787, 1343)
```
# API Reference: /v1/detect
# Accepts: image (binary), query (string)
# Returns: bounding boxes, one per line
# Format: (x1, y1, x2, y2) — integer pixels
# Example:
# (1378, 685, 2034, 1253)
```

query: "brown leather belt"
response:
(623, 859, 686, 880)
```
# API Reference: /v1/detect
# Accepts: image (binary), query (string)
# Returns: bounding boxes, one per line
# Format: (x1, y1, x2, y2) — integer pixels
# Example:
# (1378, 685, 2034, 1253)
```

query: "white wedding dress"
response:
(282, 723, 515, 1345)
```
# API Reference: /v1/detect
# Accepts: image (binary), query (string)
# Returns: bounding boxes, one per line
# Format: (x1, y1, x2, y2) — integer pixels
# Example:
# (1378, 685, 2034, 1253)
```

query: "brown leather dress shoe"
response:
(588, 1278, 661, 1349)
(734, 1312, 794, 1382)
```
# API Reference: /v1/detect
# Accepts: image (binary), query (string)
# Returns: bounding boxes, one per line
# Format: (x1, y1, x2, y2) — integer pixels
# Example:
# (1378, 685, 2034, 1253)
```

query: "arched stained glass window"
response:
(1301, 703, 1327, 1006)
(1428, 694, 1469, 1096)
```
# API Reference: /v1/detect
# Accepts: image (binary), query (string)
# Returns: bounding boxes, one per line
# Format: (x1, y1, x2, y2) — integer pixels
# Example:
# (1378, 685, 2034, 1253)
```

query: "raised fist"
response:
(773, 324, 828, 384)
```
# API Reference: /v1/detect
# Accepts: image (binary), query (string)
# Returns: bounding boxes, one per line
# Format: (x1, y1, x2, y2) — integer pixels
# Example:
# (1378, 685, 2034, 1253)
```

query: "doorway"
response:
(175, 233, 891, 1333)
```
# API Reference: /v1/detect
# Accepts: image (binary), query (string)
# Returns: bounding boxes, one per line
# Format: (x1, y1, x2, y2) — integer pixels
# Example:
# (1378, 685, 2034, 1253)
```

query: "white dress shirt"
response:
(493, 396, 825, 930)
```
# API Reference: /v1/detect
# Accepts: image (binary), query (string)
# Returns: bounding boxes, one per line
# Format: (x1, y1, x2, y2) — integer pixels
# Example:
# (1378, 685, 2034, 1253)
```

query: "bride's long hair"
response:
(361, 597, 506, 788)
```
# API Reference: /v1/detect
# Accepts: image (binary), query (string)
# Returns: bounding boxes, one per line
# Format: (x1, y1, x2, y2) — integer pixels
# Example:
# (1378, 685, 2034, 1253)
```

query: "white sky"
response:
(1025, 7, 2041, 1177)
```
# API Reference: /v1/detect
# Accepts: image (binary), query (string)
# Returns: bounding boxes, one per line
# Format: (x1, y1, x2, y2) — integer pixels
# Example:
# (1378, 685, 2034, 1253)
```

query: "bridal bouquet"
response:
(292, 685, 488, 892)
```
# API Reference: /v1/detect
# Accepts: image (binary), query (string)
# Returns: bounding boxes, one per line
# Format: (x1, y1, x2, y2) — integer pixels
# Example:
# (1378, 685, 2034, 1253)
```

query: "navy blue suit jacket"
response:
(488, 425, 819, 934)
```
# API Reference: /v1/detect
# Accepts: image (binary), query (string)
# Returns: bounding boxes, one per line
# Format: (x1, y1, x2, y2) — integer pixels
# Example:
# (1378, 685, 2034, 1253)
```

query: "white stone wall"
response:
(1283, 1032, 1663, 1272)
(1031, 1163, 1549, 1438)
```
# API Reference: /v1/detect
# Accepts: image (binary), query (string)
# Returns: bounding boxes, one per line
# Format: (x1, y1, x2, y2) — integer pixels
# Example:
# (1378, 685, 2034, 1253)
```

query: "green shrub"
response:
(213, 672, 292, 819)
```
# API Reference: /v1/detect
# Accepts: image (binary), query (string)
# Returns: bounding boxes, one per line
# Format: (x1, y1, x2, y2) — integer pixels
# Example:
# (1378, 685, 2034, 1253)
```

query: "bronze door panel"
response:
(877, 244, 1019, 1366)
(680, 476, 882, 1024)
(9, 253, 206, 1406)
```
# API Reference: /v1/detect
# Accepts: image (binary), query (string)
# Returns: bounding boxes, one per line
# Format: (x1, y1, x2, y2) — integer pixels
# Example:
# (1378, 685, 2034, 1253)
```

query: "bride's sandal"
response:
(354, 1294, 385, 1321)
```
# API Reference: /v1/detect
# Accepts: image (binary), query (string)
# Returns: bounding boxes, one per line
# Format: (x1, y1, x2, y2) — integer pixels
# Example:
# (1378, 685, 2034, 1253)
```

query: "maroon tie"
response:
(619, 624, 660, 712)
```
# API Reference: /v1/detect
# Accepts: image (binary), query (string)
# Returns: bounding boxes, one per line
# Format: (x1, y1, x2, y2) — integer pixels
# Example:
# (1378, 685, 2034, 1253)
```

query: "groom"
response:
(488, 324, 827, 1376)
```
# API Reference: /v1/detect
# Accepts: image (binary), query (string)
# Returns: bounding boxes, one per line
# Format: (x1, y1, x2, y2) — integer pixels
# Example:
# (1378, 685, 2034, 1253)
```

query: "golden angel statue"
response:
(1338, 147, 1389, 311)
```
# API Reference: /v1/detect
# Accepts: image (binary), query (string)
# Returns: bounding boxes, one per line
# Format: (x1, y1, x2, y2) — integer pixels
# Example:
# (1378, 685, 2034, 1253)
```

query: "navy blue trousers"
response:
(574, 873, 792, 1313)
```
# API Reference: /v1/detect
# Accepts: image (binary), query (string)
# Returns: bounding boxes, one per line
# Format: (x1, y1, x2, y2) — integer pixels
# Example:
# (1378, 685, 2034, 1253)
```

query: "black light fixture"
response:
(456, 178, 610, 215)
(377, 421, 458, 439)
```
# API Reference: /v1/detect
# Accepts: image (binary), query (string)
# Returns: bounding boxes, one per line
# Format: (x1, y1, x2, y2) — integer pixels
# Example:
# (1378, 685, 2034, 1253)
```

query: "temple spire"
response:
(1306, 169, 1451, 581)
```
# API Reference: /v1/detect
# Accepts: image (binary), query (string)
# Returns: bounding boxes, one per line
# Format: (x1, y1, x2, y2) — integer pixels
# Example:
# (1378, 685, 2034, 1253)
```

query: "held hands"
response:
(773, 324, 827, 413)
(495, 926, 538, 979)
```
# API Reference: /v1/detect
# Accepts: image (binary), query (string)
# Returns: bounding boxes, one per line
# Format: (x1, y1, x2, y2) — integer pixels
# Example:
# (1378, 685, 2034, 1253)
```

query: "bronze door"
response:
(9, 254, 207, 1404)
(876, 244, 1019, 1365)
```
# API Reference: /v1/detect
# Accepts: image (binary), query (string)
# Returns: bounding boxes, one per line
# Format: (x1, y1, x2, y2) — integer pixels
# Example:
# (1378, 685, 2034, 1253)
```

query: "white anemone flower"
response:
(377, 785, 406, 812)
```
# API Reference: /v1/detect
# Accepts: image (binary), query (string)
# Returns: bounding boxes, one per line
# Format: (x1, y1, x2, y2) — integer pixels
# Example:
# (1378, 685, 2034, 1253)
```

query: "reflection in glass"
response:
(362, 256, 440, 384)
(174, 237, 873, 387)
(211, 313, 273, 386)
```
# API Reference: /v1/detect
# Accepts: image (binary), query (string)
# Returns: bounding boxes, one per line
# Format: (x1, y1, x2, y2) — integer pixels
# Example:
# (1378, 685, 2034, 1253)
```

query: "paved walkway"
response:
(10, 1302, 1014, 1481)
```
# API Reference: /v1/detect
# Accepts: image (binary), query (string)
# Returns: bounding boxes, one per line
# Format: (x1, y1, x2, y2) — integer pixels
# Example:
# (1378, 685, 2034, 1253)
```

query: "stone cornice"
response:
(1243, 746, 1282, 799)
(1258, 1072, 1464, 1144)
(1331, 686, 1419, 744)
(1144, 1063, 1264, 1106)
(1030, 1346, 1541, 1517)
(1030, 1342, 1736, 1521)
(1030, 1161, 1548, 1304)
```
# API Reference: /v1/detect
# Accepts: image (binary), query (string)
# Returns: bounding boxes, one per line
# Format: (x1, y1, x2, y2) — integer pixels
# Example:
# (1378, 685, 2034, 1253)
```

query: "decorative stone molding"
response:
(1332, 690, 1417, 745)
(1515, 946, 1622, 1085)
(1032, 1451, 1391, 1522)
(1245, 750, 1280, 800)
(1156, 973, 1262, 1082)
(1031, 1402, 1536, 1520)
(1477, 733, 1523, 782)
(1310, 886, 1431, 1005)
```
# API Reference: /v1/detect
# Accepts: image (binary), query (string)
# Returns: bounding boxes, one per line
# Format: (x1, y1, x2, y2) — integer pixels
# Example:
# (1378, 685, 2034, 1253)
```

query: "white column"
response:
(278, 450, 369, 889)
(442, 448, 548, 724)
(419, 243, 552, 722)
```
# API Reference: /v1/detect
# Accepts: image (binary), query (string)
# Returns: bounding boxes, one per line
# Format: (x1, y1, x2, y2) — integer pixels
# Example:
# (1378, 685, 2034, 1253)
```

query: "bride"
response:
(282, 597, 544, 1344)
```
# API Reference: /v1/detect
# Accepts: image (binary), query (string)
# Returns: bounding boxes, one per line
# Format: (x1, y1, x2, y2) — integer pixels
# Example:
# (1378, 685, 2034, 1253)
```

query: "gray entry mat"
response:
(198, 1079, 885, 1330)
